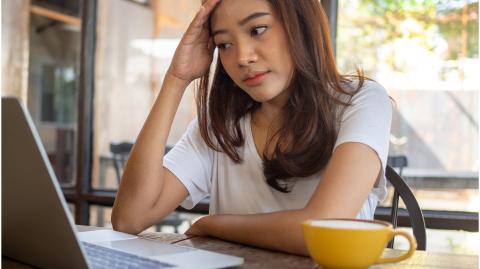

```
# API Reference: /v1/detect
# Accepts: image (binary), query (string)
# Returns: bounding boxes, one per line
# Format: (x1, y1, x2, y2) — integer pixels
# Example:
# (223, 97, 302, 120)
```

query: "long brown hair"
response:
(196, 0, 365, 192)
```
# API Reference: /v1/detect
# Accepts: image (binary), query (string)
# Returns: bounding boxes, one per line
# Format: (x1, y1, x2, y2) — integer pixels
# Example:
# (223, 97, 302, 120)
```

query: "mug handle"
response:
(376, 229, 417, 264)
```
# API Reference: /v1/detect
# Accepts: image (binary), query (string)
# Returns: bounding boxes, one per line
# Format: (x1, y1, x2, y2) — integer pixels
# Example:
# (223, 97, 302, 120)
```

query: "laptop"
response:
(2, 97, 244, 269)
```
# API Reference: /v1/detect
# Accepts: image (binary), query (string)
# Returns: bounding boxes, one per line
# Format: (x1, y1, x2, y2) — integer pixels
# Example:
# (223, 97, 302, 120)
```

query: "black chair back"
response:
(387, 155, 407, 248)
(385, 164, 426, 250)
(110, 142, 134, 184)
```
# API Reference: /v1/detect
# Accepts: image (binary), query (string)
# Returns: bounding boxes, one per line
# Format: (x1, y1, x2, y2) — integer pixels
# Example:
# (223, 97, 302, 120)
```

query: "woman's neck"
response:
(252, 102, 284, 130)
(252, 87, 290, 129)
(250, 104, 284, 159)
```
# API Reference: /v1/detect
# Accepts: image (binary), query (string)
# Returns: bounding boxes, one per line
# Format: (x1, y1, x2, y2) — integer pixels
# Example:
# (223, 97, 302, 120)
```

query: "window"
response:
(28, 1, 82, 186)
(337, 0, 478, 212)
(91, 0, 199, 191)
(336, 0, 478, 254)
(40, 64, 77, 124)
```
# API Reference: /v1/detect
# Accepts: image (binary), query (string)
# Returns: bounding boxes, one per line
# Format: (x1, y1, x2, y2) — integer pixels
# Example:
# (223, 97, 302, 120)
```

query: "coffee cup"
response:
(302, 219, 416, 269)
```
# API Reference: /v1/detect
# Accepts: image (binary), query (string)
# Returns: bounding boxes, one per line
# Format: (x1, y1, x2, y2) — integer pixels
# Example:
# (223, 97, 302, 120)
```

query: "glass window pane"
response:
(91, 0, 199, 190)
(337, 0, 479, 213)
(89, 205, 113, 228)
(27, 3, 82, 187)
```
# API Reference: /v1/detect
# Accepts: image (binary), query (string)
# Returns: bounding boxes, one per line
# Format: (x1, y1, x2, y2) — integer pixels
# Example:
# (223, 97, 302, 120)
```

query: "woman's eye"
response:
(251, 26, 267, 36)
(216, 43, 232, 50)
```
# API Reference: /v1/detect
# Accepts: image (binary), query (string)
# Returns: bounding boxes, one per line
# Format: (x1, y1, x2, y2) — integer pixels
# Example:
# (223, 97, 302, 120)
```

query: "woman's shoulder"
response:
(340, 79, 391, 108)
(335, 79, 392, 121)
(183, 115, 250, 148)
(359, 79, 388, 96)
(184, 118, 200, 135)
(348, 79, 388, 99)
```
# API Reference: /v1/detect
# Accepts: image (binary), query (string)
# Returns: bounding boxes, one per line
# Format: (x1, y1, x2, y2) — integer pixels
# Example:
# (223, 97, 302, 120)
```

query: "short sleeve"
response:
(163, 119, 213, 209)
(334, 81, 393, 201)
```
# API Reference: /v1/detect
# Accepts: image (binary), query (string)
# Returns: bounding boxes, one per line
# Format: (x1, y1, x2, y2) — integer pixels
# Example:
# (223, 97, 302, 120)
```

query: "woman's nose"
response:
(237, 42, 258, 67)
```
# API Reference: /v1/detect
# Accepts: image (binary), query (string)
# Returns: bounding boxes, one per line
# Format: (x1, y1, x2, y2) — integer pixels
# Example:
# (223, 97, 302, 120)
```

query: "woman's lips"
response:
(243, 71, 269, 87)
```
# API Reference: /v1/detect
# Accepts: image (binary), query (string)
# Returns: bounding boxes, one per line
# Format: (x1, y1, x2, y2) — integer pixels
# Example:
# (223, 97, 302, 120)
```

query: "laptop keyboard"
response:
(82, 241, 175, 269)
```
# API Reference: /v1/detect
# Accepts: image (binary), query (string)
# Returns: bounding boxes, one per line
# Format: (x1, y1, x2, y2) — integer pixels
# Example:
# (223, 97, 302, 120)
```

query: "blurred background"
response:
(2, 0, 478, 255)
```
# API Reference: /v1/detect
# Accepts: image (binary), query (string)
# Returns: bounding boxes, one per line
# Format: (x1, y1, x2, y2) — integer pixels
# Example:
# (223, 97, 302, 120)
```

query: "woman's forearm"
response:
(112, 73, 189, 232)
(196, 210, 312, 256)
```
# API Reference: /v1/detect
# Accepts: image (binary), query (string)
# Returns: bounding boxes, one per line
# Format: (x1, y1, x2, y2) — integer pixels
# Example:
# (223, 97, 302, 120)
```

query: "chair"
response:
(385, 157, 426, 250)
(110, 142, 183, 232)
(387, 155, 408, 175)
(386, 155, 407, 248)
(110, 142, 134, 185)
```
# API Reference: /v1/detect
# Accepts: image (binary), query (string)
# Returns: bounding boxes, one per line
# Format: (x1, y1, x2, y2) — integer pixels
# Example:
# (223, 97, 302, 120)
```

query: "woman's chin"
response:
(249, 94, 273, 103)
(241, 89, 273, 103)
(245, 89, 290, 106)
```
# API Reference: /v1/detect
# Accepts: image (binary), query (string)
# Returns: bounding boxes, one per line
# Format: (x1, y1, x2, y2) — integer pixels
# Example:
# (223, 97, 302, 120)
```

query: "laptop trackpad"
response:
(95, 238, 192, 257)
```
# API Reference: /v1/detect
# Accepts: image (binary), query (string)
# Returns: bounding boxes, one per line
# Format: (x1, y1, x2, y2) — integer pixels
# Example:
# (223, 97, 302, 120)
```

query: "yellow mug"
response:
(302, 219, 416, 269)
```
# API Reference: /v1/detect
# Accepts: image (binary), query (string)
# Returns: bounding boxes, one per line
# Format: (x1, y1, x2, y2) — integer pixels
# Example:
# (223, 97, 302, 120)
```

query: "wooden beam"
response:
(30, 4, 81, 26)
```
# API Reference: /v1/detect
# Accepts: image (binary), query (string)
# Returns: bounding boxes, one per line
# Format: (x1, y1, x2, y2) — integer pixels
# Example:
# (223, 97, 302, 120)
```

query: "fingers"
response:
(192, 0, 221, 28)
(207, 37, 216, 54)
(202, 0, 221, 11)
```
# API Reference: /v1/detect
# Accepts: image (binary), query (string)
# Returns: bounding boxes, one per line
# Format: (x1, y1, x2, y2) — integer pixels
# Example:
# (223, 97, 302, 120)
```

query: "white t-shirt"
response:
(163, 80, 392, 219)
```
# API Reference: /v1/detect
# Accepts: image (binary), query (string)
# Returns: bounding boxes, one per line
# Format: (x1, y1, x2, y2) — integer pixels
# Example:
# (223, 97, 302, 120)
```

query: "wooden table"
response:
(137, 232, 478, 269)
(3, 226, 478, 269)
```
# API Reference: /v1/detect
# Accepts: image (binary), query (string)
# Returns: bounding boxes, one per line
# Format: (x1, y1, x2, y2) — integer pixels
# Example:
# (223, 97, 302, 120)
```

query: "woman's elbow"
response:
(111, 208, 143, 235)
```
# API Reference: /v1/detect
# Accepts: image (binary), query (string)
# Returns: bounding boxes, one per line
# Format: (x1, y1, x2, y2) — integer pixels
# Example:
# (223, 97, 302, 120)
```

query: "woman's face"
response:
(210, 0, 294, 105)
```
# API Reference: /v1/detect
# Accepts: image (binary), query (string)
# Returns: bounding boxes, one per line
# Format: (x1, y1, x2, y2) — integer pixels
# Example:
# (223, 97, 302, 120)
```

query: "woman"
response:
(112, 0, 392, 256)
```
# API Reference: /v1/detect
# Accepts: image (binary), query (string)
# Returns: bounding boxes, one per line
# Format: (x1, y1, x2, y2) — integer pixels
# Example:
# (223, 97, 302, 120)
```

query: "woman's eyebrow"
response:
(212, 12, 271, 37)
(238, 12, 270, 26)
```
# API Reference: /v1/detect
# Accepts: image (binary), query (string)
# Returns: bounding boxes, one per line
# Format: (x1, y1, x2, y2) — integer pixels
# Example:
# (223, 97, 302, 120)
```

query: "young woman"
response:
(112, 0, 392, 256)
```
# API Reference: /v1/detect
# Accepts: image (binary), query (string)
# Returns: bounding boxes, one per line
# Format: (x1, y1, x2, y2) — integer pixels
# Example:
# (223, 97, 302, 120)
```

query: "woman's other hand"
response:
(168, 0, 221, 85)
(184, 215, 211, 236)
